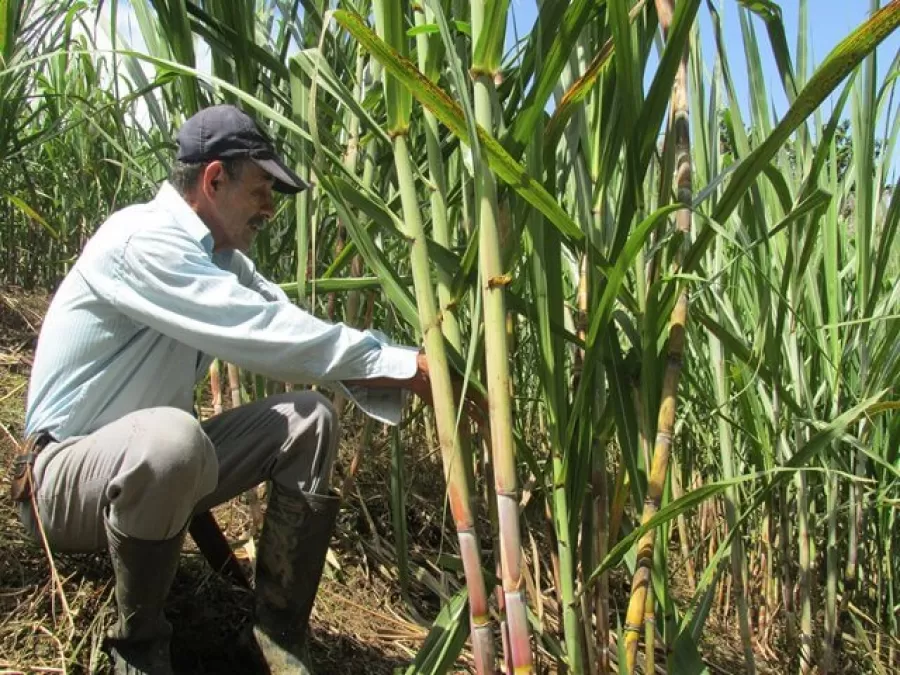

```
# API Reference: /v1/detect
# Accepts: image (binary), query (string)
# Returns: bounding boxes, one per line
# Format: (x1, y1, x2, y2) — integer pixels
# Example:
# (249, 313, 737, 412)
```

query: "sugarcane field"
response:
(1, 0, 899, 673)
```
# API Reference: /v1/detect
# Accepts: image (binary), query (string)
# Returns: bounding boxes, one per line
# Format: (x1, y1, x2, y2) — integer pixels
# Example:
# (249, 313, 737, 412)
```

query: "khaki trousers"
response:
(17, 391, 338, 551)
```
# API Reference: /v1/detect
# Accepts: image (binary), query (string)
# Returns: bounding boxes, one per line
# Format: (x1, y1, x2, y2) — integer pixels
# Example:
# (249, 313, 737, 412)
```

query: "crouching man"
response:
(11, 104, 432, 674)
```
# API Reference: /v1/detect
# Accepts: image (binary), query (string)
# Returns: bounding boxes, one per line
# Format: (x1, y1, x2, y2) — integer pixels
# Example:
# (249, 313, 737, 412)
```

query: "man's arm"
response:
(346, 352, 488, 427)
(217, 249, 291, 303)
(344, 351, 431, 399)
(110, 227, 418, 386)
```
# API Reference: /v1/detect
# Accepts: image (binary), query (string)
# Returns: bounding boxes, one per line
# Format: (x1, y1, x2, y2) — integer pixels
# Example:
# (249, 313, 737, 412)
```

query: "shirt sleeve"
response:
(110, 227, 419, 386)
(220, 249, 291, 303)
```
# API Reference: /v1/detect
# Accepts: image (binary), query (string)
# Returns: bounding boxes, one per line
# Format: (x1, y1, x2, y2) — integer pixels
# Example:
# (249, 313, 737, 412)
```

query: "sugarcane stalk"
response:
(823, 469, 838, 673)
(414, 4, 463, 351)
(786, 218, 813, 674)
(644, 582, 656, 673)
(395, 127, 496, 675)
(227, 362, 242, 409)
(209, 359, 223, 416)
(710, 234, 755, 673)
(373, 3, 495, 670)
(578, 250, 610, 674)
(669, 456, 696, 590)
(470, 0, 533, 671)
(623, 0, 692, 669)
(593, 441, 611, 674)
(795, 438, 813, 674)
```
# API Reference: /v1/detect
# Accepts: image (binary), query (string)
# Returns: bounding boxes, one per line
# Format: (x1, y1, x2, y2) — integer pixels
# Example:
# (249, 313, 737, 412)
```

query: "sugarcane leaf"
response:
(331, 8, 584, 243)
(687, 0, 900, 271)
(404, 587, 469, 675)
(544, 28, 615, 156)
(472, 0, 510, 74)
(373, 0, 411, 133)
(5, 193, 58, 238)
(737, 0, 797, 103)
(669, 615, 711, 674)
(505, 0, 598, 155)
(289, 48, 392, 147)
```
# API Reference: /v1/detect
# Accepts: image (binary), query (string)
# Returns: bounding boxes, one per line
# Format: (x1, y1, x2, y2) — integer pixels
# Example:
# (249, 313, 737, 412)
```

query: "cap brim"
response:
(252, 156, 311, 194)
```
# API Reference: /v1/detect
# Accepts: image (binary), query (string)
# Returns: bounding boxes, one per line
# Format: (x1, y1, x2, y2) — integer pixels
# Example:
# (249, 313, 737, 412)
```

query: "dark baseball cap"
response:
(176, 104, 309, 194)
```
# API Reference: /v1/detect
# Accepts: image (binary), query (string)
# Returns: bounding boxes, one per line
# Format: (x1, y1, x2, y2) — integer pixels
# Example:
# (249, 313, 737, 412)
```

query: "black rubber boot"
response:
(105, 517, 185, 675)
(253, 483, 340, 675)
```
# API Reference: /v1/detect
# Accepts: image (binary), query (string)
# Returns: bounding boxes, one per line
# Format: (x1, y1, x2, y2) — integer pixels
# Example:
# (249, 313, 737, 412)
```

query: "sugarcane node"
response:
(487, 273, 512, 289)
(636, 553, 654, 566)
(623, 622, 643, 633)
(468, 66, 494, 79)
(386, 127, 410, 141)
(667, 353, 684, 367)
(655, 430, 673, 444)
(471, 612, 492, 627)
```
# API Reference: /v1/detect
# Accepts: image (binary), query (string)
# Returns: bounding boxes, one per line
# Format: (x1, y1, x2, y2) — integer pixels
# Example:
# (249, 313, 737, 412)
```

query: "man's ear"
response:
(201, 160, 226, 195)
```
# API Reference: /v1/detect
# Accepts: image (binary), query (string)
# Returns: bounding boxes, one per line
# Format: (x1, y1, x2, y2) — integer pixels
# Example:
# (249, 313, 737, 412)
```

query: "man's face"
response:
(207, 161, 275, 253)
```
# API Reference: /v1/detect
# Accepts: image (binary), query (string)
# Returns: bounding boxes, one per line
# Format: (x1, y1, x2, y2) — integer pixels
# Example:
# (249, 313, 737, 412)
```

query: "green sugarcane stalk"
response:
(823, 468, 839, 673)
(710, 235, 756, 673)
(471, 0, 533, 670)
(373, 3, 495, 671)
(624, 0, 692, 669)
(414, 4, 463, 350)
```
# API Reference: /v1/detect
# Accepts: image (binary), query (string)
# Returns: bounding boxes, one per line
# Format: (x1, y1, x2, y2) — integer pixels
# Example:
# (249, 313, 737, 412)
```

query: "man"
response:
(12, 104, 431, 674)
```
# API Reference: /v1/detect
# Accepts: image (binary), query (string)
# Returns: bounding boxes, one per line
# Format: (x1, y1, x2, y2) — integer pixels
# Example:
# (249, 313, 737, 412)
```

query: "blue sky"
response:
(506, 0, 900, 178)
(103, 1, 898, 176)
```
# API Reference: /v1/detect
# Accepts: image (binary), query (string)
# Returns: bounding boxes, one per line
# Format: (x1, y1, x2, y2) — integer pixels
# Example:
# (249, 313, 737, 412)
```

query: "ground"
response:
(0, 287, 459, 674)
(0, 286, 773, 675)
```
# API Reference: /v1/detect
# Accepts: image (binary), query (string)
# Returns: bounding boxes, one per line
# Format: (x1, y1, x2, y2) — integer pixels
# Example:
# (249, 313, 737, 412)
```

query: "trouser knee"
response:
(108, 407, 218, 540)
(270, 391, 339, 495)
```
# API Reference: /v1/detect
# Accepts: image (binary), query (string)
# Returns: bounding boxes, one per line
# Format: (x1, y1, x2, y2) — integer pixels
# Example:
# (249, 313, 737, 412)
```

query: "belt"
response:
(9, 431, 55, 503)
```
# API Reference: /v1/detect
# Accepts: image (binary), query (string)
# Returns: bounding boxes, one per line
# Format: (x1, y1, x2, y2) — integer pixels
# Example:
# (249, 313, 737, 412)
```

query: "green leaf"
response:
(404, 588, 470, 675)
(373, 0, 412, 133)
(687, 0, 900, 271)
(5, 193, 58, 238)
(332, 8, 584, 243)
(472, 0, 510, 74)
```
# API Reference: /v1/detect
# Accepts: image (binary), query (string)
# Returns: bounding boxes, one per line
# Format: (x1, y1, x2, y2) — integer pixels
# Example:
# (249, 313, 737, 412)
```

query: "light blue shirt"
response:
(25, 182, 418, 440)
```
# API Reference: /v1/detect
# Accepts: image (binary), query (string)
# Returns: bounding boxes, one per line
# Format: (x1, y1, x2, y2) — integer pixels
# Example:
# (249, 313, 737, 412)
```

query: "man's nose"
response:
(260, 191, 275, 219)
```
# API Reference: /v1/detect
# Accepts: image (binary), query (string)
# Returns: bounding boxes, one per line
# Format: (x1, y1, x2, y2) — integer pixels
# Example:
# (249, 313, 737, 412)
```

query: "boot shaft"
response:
(254, 485, 340, 668)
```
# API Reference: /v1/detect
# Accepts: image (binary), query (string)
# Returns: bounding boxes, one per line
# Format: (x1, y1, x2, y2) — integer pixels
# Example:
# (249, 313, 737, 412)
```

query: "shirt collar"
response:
(154, 182, 215, 255)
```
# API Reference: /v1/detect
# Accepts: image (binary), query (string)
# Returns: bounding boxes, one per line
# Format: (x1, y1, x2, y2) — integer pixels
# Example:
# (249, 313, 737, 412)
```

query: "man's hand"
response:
(409, 352, 489, 429)
(405, 351, 433, 405)
(345, 351, 488, 428)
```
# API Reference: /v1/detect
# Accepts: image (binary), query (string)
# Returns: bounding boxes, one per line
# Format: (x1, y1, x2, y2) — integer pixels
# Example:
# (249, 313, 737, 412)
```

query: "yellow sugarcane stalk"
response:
(623, 0, 692, 670)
